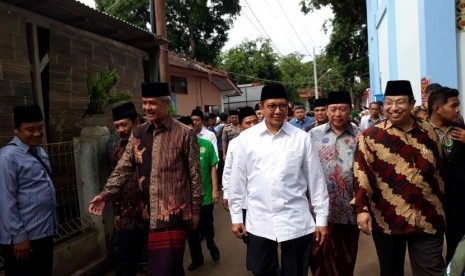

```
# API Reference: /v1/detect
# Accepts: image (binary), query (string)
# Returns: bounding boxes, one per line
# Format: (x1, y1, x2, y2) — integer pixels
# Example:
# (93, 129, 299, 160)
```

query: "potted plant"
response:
(84, 68, 131, 116)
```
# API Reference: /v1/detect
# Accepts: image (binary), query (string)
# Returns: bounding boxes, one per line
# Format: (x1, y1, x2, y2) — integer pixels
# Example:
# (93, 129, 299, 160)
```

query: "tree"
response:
(219, 38, 282, 86)
(278, 53, 313, 104)
(95, 0, 241, 64)
(300, 0, 369, 110)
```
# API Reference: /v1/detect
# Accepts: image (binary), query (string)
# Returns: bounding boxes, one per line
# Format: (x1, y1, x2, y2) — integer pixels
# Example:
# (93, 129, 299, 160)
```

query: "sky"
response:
(77, 0, 333, 59)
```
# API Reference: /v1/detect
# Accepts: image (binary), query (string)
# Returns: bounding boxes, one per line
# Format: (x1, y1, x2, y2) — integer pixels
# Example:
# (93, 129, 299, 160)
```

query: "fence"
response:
(46, 141, 94, 243)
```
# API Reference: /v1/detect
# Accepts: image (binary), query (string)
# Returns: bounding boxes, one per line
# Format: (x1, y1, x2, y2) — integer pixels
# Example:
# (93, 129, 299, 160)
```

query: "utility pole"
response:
(313, 47, 319, 100)
(154, 0, 169, 83)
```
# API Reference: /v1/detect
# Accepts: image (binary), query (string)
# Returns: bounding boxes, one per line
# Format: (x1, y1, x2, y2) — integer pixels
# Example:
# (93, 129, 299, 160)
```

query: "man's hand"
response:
(451, 127, 465, 143)
(357, 212, 372, 235)
(314, 226, 329, 246)
(191, 215, 200, 230)
(114, 216, 121, 231)
(88, 195, 106, 216)
(222, 199, 229, 211)
(213, 189, 219, 204)
(14, 240, 31, 260)
(232, 223, 247, 239)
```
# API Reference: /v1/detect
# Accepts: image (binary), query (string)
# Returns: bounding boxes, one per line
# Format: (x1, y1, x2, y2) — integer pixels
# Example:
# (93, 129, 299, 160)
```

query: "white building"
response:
(366, 0, 465, 113)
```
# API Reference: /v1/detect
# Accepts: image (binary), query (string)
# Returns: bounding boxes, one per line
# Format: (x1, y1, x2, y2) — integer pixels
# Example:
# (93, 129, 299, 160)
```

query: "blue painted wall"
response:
(418, 1, 458, 88)
(367, 0, 459, 100)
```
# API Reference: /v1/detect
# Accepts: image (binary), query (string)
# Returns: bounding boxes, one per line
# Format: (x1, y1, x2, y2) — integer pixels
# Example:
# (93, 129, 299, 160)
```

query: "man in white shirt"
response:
(229, 84, 329, 276)
(191, 109, 218, 158)
(222, 106, 259, 211)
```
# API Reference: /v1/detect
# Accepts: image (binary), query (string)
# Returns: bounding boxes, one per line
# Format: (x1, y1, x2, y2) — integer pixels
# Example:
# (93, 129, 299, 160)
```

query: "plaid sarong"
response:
(147, 229, 187, 276)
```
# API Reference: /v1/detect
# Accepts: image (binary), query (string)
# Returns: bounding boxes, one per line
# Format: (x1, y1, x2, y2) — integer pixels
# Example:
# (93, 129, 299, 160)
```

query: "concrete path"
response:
(183, 198, 413, 276)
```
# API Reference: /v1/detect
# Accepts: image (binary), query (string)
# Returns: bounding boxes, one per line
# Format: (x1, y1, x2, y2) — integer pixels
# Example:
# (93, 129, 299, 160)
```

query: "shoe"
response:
(188, 260, 204, 271)
(209, 245, 220, 262)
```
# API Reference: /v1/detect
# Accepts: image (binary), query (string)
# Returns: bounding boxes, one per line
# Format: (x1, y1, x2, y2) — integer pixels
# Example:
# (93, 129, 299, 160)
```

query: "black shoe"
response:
(188, 260, 204, 271)
(210, 246, 220, 262)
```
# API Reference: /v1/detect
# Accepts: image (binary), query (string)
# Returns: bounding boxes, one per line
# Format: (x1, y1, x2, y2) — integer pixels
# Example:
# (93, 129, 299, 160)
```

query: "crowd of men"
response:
(1, 79, 465, 276)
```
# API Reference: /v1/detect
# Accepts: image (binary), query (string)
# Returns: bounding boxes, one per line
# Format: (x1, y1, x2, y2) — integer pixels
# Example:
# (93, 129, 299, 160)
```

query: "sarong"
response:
(147, 229, 187, 276)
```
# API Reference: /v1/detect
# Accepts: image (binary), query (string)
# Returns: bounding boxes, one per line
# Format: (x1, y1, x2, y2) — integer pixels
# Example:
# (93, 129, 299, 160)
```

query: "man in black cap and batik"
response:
(229, 84, 329, 276)
(309, 91, 361, 276)
(107, 102, 148, 276)
(89, 82, 202, 276)
(0, 105, 57, 276)
(353, 80, 446, 275)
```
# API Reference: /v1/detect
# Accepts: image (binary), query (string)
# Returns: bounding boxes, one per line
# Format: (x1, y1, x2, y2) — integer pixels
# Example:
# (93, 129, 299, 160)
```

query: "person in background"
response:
(108, 102, 147, 276)
(422, 83, 443, 116)
(191, 109, 218, 158)
(222, 110, 240, 159)
(359, 102, 383, 130)
(288, 104, 314, 130)
(353, 80, 446, 276)
(254, 103, 264, 123)
(310, 91, 361, 276)
(207, 113, 218, 134)
(428, 87, 465, 263)
(229, 84, 329, 276)
(412, 105, 428, 120)
(178, 116, 221, 271)
(305, 98, 328, 132)
(88, 82, 202, 276)
(0, 105, 57, 276)
(222, 106, 259, 212)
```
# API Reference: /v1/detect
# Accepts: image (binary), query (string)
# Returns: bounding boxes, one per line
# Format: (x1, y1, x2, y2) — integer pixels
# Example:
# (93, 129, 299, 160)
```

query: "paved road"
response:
(105, 193, 415, 276)
(183, 196, 414, 276)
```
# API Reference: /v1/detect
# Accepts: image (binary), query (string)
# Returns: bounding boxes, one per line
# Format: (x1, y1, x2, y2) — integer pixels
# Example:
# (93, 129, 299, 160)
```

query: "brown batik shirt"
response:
(352, 117, 445, 235)
(108, 135, 146, 230)
(101, 115, 202, 230)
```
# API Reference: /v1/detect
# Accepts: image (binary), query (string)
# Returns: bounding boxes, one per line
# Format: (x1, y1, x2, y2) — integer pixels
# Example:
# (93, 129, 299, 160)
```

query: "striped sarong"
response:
(147, 229, 187, 276)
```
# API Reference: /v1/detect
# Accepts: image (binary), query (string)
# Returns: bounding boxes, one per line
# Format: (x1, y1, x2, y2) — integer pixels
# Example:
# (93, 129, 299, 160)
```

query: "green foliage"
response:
(218, 38, 282, 85)
(84, 68, 131, 115)
(300, 0, 369, 110)
(95, 0, 241, 64)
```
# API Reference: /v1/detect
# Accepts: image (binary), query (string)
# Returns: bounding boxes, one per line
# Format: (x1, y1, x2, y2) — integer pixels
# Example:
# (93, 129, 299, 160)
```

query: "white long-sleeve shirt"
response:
(229, 121, 329, 242)
(222, 138, 236, 200)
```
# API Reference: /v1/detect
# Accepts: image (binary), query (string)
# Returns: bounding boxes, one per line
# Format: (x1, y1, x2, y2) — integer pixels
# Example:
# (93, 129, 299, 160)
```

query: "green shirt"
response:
(197, 137, 219, 205)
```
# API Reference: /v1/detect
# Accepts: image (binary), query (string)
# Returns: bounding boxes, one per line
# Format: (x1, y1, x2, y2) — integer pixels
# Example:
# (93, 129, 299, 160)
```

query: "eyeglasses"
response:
(266, 103, 288, 112)
(384, 99, 409, 107)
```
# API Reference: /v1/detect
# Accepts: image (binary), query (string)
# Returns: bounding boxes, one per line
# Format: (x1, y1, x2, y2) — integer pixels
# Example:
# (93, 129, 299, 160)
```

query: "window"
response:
(171, 76, 188, 94)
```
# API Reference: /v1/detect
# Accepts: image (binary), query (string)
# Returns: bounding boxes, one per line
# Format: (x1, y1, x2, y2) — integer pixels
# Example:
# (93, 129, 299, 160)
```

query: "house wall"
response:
(0, 3, 33, 145)
(366, 0, 460, 108)
(170, 67, 222, 116)
(0, 1, 148, 145)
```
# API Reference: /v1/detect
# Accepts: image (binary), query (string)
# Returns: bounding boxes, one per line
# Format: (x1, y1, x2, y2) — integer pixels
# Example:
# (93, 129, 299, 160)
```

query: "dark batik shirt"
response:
(101, 116, 202, 230)
(353, 117, 445, 235)
(108, 135, 146, 230)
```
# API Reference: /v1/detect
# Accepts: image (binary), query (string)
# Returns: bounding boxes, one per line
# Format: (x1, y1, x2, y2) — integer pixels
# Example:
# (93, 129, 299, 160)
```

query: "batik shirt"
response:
(108, 134, 146, 230)
(222, 124, 240, 151)
(353, 118, 445, 235)
(310, 122, 361, 225)
(101, 116, 202, 230)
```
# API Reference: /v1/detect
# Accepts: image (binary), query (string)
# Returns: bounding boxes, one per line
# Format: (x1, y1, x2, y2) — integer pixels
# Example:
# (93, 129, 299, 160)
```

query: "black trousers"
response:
(0, 235, 54, 276)
(247, 232, 312, 276)
(372, 231, 445, 276)
(445, 220, 465, 263)
(187, 204, 216, 263)
(115, 228, 148, 276)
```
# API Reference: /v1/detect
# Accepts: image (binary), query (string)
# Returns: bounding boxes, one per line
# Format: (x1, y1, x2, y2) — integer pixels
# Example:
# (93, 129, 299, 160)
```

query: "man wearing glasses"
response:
(353, 80, 446, 275)
(229, 84, 329, 276)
